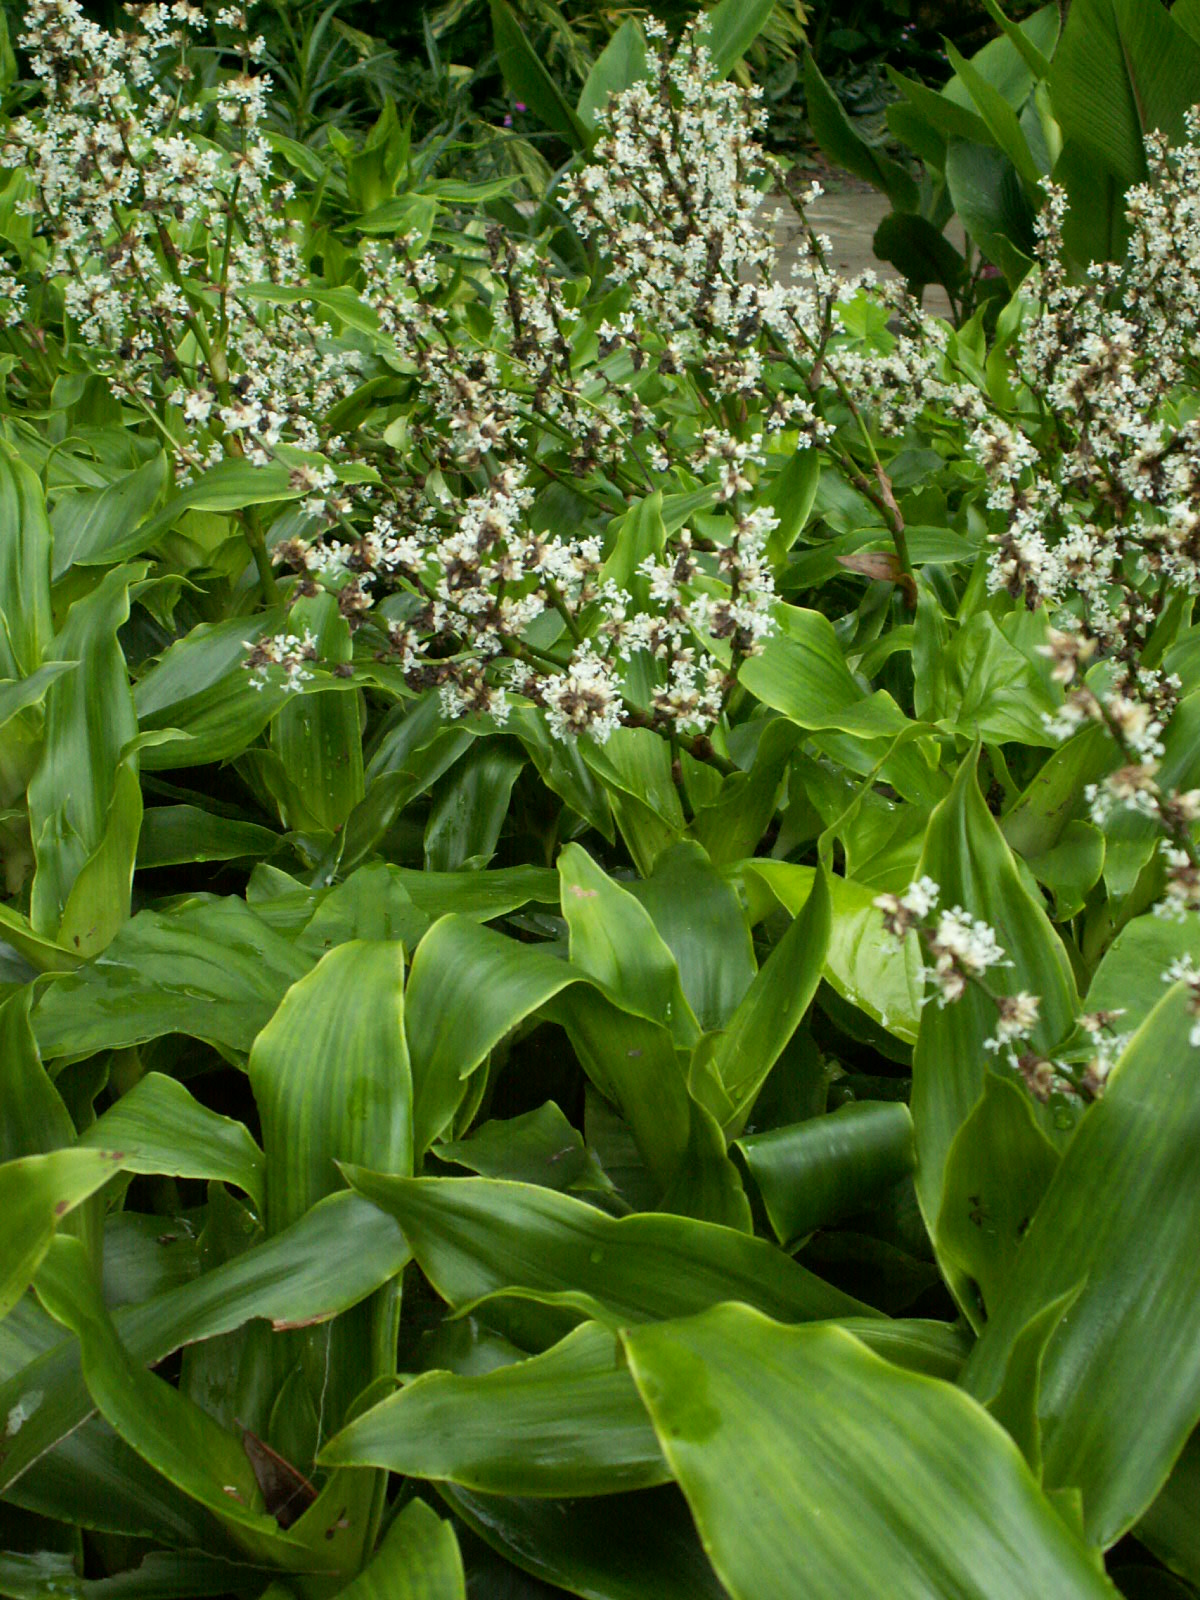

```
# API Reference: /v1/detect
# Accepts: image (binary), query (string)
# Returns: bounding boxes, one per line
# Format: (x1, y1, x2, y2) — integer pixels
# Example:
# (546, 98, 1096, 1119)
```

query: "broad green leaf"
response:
(739, 604, 910, 739)
(49, 452, 168, 577)
(736, 1102, 915, 1248)
(982, 0, 1056, 78)
(629, 841, 755, 1033)
(599, 491, 666, 596)
(706, 866, 831, 1126)
(742, 861, 925, 1043)
(249, 940, 411, 1234)
(962, 982, 1200, 1546)
(437, 1102, 614, 1197)
(0, 1191, 408, 1496)
(936, 1073, 1060, 1326)
(340, 1173, 875, 1324)
(79, 1072, 265, 1212)
(873, 211, 967, 294)
(393, 864, 558, 922)
(1024, 819, 1105, 921)
(0, 447, 53, 679)
(0, 1147, 122, 1318)
(802, 53, 919, 211)
(28, 565, 144, 954)
(32, 1235, 313, 1563)
(240, 281, 380, 336)
(334, 1498, 465, 1600)
(134, 805, 281, 869)
(441, 1484, 727, 1600)
(404, 915, 576, 1161)
(559, 842, 697, 1043)
(623, 1307, 1114, 1599)
(579, 726, 684, 876)
(424, 740, 524, 871)
(0, 1549, 259, 1599)
(1085, 911, 1200, 1037)
(577, 19, 647, 131)
(911, 752, 1077, 1306)
(686, 718, 798, 867)
(322, 1321, 667, 1496)
(296, 862, 429, 957)
(1050, 0, 1200, 190)
(765, 446, 821, 567)
(702, 0, 776, 76)
(945, 140, 1035, 285)
(134, 612, 291, 769)
(1001, 723, 1114, 857)
(32, 897, 310, 1061)
(1137, 1428, 1200, 1587)
(0, 988, 73, 1162)
(547, 980, 747, 1227)
(269, 593, 363, 834)
(985, 1282, 1085, 1479)
(489, 0, 590, 149)
(945, 40, 1045, 184)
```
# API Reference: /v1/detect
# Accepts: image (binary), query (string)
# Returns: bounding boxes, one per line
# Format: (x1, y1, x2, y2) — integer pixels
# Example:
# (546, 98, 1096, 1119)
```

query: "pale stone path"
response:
(765, 177, 962, 321)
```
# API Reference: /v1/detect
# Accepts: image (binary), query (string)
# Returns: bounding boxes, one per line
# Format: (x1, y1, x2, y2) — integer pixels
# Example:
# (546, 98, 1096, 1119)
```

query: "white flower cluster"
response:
(243, 628, 318, 693)
(1163, 955, 1200, 1048)
(1, 0, 360, 476)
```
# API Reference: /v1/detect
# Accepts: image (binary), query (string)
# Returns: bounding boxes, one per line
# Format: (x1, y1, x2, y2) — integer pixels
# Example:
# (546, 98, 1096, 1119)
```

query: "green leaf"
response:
(765, 446, 821, 567)
(134, 612, 291, 770)
(802, 53, 919, 211)
(322, 1320, 667, 1496)
(873, 212, 967, 294)
(740, 604, 910, 739)
(623, 1307, 1114, 1599)
(32, 1235, 310, 1561)
(135, 806, 281, 870)
(339, 1173, 875, 1324)
(28, 566, 144, 955)
(0, 988, 74, 1163)
(0, 1191, 408, 1497)
(981, 0, 1056, 78)
(736, 1102, 915, 1248)
(629, 841, 756, 1032)
(985, 1282, 1085, 1479)
(79, 1072, 265, 1212)
(945, 39, 1045, 184)
(945, 140, 1036, 285)
(441, 1484, 727, 1600)
(559, 842, 697, 1043)
(437, 1101, 614, 1197)
(702, 0, 777, 76)
(579, 726, 684, 875)
(742, 862, 925, 1044)
(1085, 911, 1200, 1039)
(489, 0, 590, 149)
(706, 866, 831, 1127)
(49, 452, 169, 577)
(0, 1147, 123, 1319)
(269, 593, 363, 834)
(577, 19, 647, 131)
(424, 740, 524, 871)
(32, 897, 310, 1062)
(394, 864, 558, 922)
(334, 1498, 465, 1600)
(0, 447, 53, 680)
(404, 915, 575, 1162)
(1137, 1428, 1200, 1586)
(1049, 0, 1200, 191)
(249, 941, 411, 1234)
(911, 752, 1077, 1307)
(962, 981, 1200, 1547)
(936, 1073, 1060, 1324)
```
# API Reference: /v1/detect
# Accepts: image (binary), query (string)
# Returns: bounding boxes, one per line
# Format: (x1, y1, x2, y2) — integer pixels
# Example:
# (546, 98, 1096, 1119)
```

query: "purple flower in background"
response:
(503, 101, 527, 127)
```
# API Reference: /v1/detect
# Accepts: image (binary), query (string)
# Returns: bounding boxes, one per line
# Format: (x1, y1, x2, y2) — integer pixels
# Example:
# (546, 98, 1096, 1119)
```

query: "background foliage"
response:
(1, 1, 1200, 1597)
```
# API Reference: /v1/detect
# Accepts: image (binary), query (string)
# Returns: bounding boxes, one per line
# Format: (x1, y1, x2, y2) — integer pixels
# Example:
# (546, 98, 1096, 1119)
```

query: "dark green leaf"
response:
(623, 1307, 1113, 1598)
